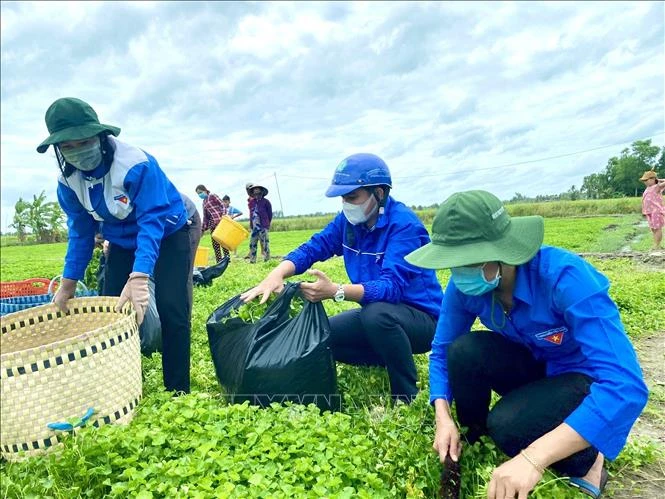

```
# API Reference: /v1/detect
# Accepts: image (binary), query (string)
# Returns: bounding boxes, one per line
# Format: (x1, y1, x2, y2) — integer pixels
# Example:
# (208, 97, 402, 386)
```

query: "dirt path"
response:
(606, 332, 665, 498)
(578, 251, 665, 266)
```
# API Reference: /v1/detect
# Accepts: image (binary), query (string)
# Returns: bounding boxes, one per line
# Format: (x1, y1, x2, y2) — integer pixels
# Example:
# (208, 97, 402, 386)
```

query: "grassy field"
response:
(0, 197, 645, 243)
(1, 214, 664, 498)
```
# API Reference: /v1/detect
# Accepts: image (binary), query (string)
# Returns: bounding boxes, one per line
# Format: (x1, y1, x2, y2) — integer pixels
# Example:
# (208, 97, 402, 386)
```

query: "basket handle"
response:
(47, 407, 95, 431)
(48, 276, 89, 295)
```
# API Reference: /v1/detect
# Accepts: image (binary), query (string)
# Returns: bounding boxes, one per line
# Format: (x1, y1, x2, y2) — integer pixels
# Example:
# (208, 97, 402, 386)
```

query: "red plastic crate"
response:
(0, 278, 54, 298)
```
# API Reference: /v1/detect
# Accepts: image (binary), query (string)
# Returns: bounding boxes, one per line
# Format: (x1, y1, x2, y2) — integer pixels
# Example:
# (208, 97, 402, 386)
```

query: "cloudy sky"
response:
(1, 1, 663, 231)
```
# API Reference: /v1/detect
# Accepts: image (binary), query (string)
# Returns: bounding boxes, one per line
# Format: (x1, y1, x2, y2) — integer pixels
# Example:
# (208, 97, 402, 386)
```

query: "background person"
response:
(222, 195, 243, 219)
(241, 154, 443, 403)
(245, 182, 272, 263)
(181, 192, 202, 267)
(639, 170, 665, 250)
(39, 97, 193, 394)
(405, 190, 648, 499)
(196, 184, 229, 262)
(222, 195, 243, 257)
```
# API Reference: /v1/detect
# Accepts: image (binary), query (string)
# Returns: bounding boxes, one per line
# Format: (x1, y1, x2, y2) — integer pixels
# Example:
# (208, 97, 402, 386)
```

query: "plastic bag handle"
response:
(263, 281, 302, 320)
(48, 275, 89, 295)
(47, 407, 95, 431)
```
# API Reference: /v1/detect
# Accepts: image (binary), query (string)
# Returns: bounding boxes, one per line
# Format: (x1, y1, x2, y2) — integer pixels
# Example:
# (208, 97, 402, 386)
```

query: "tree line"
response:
(510, 139, 664, 203)
(5, 140, 664, 243)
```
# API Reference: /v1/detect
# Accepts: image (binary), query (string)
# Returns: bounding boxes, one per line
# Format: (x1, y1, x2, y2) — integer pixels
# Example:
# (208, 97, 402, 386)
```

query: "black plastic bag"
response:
(139, 278, 162, 355)
(206, 282, 340, 412)
(194, 257, 230, 287)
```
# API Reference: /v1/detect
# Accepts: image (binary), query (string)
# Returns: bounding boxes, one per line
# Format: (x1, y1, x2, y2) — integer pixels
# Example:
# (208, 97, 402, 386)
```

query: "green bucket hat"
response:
(36, 97, 121, 153)
(405, 190, 544, 269)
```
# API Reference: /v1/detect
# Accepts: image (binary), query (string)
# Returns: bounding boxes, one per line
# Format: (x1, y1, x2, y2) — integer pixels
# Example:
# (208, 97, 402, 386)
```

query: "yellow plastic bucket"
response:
(194, 247, 209, 267)
(212, 216, 249, 251)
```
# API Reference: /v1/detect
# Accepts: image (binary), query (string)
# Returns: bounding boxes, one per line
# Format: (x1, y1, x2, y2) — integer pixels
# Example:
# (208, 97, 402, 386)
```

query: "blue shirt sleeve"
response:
(429, 280, 476, 403)
(554, 264, 648, 459)
(123, 161, 178, 276)
(285, 217, 343, 274)
(57, 181, 97, 281)
(359, 222, 432, 305)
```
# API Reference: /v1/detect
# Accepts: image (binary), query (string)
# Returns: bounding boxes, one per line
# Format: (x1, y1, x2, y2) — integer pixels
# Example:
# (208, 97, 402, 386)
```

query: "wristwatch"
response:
(333, 284, 345, 303)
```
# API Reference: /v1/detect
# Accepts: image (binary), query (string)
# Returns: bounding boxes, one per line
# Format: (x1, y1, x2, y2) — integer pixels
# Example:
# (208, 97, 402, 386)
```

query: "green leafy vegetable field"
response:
(1, 215, 663, 498)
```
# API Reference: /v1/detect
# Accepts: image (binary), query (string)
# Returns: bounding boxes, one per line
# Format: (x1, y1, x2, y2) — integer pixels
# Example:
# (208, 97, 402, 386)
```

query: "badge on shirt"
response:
(114, 194, 129, 204)
(535, 327, 567, 345)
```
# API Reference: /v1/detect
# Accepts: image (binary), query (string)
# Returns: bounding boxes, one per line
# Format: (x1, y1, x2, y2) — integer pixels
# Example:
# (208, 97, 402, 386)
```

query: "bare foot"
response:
(579, 452, 604, 488)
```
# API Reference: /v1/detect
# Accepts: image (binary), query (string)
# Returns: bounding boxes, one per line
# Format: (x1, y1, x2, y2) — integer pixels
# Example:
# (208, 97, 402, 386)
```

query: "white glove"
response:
(116, 272, 150, 326)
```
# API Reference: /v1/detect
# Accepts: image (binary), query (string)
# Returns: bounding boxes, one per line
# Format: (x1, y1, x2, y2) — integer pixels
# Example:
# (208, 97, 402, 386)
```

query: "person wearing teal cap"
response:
(405, 190, 647, 499)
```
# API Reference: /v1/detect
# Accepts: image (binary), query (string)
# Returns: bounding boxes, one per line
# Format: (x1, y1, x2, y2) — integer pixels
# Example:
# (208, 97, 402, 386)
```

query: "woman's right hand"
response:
(240, 273, 285, 304)
(434, 418, 462, 463)
(240, 261, 296, 304)
(52, 277, 78, 314)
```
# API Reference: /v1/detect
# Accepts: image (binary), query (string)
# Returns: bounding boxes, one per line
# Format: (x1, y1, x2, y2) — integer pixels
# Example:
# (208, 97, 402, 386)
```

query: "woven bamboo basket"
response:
(0, 297, 142, 461)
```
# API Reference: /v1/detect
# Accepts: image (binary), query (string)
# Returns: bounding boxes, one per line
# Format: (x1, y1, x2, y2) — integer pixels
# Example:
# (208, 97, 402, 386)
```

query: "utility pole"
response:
(274, 171, 284, 217)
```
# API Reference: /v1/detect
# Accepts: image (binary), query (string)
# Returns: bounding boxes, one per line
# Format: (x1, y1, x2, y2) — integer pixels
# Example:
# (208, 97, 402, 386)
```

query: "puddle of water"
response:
(620, 221, 649, 252)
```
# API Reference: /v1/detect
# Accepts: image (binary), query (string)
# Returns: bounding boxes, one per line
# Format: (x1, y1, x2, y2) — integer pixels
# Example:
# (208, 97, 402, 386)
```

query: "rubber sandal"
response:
(569, 467, 608, 498)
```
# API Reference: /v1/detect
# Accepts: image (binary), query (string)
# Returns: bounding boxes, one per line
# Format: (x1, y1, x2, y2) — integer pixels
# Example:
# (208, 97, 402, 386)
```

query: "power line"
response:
(278, 131, 665, 181)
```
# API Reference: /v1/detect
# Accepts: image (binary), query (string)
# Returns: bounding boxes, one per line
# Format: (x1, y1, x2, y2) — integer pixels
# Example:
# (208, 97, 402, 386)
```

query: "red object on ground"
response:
(0, 278, 54, 298)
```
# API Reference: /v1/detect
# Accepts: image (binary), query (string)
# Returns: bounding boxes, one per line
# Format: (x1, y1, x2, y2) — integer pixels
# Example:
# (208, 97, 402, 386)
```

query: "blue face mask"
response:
(450, 263, 501, 296)
(198, 192, 208, 200)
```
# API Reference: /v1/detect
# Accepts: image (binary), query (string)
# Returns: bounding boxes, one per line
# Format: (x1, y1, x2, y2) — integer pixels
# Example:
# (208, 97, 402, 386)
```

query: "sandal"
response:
(569, 467, 608, 498)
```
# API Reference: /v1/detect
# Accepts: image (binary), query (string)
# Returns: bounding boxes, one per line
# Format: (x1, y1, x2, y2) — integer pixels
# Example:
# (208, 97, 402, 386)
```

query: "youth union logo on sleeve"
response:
(535, 327, 567, 345)
(114, 194, 129, 204)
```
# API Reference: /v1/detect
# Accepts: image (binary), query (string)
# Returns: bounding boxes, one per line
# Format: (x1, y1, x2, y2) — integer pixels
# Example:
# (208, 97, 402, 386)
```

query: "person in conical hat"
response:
(245, 181, 272, 263)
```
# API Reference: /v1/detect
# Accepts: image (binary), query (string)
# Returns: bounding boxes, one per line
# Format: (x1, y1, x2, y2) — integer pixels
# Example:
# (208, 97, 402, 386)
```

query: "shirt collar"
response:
(80, 161, 111, 181)
(511, 254, 536, 306)
(374, 195, 393, 229)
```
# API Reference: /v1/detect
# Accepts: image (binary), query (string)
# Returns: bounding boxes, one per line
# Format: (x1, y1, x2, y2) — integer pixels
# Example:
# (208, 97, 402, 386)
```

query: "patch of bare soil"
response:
(578, 251, 665, 271)
(606, 333, 665, 498)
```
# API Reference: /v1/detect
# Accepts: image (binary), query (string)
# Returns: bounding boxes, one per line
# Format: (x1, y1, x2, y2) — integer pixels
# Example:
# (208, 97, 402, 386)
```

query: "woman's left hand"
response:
(487, 454, 543, 499)
(299, 269, 336, 303)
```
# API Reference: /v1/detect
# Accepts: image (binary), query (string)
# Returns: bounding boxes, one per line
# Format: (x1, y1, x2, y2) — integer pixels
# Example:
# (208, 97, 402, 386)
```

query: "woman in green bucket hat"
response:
(37, 97, 193, 394)
(405, 190, 647, 499)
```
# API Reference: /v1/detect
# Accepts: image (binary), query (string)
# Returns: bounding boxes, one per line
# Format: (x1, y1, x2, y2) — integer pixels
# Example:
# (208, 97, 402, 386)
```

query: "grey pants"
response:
(248, 227, 270, 263)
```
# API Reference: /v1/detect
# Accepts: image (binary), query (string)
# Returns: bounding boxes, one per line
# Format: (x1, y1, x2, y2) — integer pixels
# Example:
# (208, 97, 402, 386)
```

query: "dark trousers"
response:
(187, 213, 202, 305)
(212, 239, 229, 262)
(329, 302, 437, 402)
(448, 332, 598, 476)
(104, 226, 192, 393)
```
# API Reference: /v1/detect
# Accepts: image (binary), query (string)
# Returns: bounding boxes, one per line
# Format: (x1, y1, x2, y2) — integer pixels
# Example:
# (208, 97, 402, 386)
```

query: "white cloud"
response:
(1, 0, 663, 232)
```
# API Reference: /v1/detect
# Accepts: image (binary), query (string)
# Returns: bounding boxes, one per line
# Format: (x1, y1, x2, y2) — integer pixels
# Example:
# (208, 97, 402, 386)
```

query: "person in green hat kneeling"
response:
(405, 190, 647, 499)
(37, 97, 192, 394)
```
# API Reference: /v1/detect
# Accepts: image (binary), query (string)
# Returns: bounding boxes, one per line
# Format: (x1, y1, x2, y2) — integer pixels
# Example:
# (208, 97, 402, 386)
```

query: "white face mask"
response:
(61, 137, 102, 172)
(342, 195, 378, 225)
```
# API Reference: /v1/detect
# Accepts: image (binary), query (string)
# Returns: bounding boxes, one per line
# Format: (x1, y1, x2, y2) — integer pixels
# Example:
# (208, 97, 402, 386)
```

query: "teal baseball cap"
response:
(405, 190, 544, 269)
